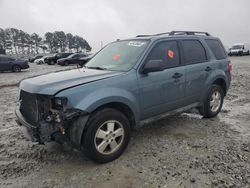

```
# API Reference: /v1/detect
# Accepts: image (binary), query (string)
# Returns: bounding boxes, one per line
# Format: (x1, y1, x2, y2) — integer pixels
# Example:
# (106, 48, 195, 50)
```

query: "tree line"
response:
(0, 28, 92, 54)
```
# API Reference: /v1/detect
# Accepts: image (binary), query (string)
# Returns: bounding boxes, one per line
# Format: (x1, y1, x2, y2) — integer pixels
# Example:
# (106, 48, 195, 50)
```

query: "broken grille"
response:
(20, 90, 39, 125)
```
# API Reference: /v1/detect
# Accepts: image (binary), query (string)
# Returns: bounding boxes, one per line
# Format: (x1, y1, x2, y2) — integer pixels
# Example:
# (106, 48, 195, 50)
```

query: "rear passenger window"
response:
(205, 39, 227, 60)
(146, 41, 180, 69)
(182, 40, 207, 64)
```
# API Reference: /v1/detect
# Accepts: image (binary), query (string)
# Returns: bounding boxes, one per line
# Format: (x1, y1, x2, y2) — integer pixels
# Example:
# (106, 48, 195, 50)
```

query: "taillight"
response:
(228, 62, 232, 73)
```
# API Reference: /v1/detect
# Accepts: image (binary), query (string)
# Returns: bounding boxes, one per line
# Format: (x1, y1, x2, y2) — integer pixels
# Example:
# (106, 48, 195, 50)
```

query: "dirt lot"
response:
(0, 58, 250, 188)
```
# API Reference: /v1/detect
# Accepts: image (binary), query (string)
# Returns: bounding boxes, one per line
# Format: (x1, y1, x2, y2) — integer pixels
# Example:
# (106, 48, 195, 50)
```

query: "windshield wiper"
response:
(86, 66, 107, 70)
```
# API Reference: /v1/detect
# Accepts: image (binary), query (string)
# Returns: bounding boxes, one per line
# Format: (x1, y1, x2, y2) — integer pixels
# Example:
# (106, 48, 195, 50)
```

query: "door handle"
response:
(172, 72, 183, 79)
(205, 66, 212, 72)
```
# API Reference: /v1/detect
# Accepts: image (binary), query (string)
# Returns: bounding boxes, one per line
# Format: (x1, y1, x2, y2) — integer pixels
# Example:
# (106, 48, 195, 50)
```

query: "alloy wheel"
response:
(94, 120, 124, 155)
(210, 90, 221, 112)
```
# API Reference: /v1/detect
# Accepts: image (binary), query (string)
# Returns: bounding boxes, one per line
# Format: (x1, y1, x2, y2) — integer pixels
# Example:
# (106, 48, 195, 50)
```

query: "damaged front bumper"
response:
(15, 109, 38, 142)
(15, 109, 57, 143)
(15, 108, 88, 145)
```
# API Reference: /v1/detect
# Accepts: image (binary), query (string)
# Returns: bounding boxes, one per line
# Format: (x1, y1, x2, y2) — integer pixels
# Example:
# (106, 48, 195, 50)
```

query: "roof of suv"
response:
(127, 31, 218, 41)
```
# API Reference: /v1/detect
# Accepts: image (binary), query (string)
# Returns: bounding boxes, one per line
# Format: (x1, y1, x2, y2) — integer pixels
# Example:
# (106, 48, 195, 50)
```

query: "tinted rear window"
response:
(205, 39, 227, 60)
(182, 40, 207, 64)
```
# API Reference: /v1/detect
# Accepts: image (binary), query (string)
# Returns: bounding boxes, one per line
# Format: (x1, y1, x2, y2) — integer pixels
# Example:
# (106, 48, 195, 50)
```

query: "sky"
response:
(0, 0, 249, 52)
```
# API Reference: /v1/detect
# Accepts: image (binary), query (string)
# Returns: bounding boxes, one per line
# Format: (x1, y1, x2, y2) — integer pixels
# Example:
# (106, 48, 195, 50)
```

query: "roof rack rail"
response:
(169, 31, 210, 36)
(136, 31, 211, 37)
(136, 35, 153, 37)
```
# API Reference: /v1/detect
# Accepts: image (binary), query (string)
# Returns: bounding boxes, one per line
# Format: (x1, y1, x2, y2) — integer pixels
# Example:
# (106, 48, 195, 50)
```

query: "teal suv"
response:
(16, 31, 232, 163)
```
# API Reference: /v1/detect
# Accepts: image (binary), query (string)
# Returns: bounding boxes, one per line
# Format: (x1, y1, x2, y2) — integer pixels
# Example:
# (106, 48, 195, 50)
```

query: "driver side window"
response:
(146, 40, 180, 69)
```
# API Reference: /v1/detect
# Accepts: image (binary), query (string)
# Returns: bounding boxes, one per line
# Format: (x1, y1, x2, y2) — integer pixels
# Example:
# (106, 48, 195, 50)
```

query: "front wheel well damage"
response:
(69, 102, 136, 148)
(90, 102, 136, 129)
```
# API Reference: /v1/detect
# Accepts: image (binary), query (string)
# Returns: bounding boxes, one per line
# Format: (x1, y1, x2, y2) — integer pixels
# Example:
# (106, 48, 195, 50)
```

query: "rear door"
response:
(205, 39, 230, 83)
(181, 39, 210, 105)
(138, 40, 185, 119)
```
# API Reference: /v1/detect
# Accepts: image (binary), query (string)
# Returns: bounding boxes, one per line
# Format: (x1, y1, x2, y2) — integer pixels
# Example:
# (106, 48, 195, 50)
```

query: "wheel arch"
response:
(67, 88, 140, 147)
(12, 64, 21, 71)
(212, 78, 227, 96)
(90, 101, 136, 130)
(69, 101, 136, 149)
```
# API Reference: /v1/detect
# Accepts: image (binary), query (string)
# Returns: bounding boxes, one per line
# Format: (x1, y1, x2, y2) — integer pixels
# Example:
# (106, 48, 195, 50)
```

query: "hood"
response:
(19, 68, 123, 95)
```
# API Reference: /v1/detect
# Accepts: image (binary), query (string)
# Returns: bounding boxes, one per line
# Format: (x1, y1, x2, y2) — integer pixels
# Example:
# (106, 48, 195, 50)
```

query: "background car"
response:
(78, 54, 94, 67)
(0, 55, 29, 72)
(57, 53, 87, 66)
(45, 53, 72, 65)
(228, 43, 250, 56)
(29, 55, 44, 63)
(35, 55, 51, 64)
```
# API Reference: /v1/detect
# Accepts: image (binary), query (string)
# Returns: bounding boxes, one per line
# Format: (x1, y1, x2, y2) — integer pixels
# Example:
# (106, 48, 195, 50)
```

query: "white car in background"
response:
(228, 43, 250, 56)
(34, 56, 49, 64)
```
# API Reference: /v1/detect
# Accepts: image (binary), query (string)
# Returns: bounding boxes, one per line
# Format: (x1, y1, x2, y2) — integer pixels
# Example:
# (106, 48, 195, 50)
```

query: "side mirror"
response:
(142, 60, 164, 74)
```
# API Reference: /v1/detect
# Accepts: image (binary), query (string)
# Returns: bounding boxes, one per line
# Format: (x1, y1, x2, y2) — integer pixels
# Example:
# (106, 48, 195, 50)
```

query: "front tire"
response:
(82, 108, 131, 163)
(202, 84, 224, 118)
(12, 65, 21, 72)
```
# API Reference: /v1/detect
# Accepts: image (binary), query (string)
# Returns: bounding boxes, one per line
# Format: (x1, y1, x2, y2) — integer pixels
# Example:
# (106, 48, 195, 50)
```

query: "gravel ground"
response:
(0, 58, 250, 188)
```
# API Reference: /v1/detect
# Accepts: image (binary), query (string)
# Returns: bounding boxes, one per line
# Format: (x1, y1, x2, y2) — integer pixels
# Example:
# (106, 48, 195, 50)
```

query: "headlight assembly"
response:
(52, 97, 68, 110)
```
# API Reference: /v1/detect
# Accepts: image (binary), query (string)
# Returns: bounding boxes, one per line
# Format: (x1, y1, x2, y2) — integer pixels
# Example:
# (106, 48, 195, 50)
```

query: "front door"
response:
(137, 40, 185, 119)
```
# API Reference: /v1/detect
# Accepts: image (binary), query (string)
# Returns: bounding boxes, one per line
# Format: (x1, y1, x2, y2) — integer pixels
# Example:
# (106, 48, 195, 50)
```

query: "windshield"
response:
(85, 40, 148, 71)
(232, 45, 243, 49)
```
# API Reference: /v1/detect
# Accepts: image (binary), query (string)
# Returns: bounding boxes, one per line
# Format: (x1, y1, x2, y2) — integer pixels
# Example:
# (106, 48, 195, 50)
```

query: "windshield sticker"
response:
(112, 53, 121, 60)
(168, 49, 174, 59)
(127, 41, 146, 47)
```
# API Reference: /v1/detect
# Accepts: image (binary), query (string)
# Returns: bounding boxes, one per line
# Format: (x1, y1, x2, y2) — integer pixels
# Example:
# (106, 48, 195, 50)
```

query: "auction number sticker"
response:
(127, 41, 146, 47)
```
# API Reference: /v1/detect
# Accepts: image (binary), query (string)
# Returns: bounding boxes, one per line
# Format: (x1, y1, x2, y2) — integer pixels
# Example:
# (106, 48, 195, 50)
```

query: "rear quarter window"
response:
(205, 39, 227, 60)
(182, 40, 207, 64)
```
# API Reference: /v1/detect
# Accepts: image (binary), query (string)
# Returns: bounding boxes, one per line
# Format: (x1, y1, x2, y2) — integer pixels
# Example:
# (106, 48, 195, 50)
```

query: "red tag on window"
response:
(112, 54, 121, 60)
(168, 50, 174, 59)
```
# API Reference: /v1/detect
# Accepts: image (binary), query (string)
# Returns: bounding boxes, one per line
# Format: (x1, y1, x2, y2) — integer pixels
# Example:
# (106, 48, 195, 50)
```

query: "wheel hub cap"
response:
(210, 91, 221, 112)
(95, 120, 124, 155)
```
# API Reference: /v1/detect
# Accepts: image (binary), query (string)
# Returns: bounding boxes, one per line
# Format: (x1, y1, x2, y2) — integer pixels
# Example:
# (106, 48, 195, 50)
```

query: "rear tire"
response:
(202, 84, 224, 118)
(81, 108, 131, 163)
(12, 65, 21, 72)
